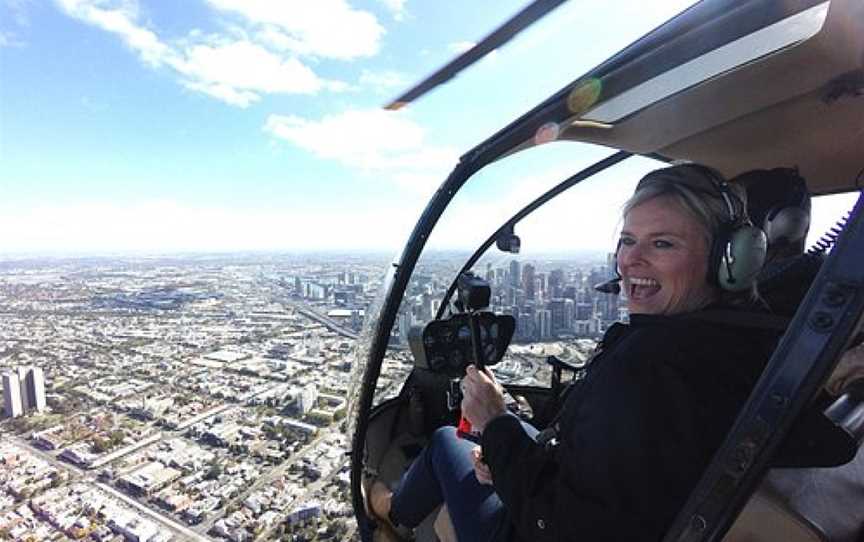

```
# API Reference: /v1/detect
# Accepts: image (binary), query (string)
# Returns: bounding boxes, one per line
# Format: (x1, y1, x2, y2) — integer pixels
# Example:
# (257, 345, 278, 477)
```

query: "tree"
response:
(109, 430, 125, 446)
(204, 464, 222, 480)
(91, 437, 110, 454)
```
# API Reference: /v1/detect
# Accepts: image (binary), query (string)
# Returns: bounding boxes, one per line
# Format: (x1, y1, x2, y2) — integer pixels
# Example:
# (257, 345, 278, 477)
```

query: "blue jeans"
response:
(390, 421, 538, 542)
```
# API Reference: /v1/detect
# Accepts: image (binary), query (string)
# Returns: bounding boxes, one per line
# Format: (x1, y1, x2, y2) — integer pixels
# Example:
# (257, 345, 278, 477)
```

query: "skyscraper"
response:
(548, 269, 565, 298)
(2, 372, 23, 418)
(522, 263, 536, 300)
(26, 367, 47, 412)
(509, 260, 521, 288)
(536, 310, 552, 340)
(17, 366, 32, 414)
(297, 384, 318, 415)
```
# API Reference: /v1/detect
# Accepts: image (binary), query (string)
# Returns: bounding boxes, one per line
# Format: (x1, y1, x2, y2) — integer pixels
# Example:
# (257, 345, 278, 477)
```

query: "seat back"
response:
(723, 488, 826, 542)
(724, 384, 864, 542)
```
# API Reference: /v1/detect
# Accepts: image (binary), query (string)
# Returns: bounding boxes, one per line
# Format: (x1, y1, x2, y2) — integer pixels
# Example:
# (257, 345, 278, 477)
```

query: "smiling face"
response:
(619, 196, 717, 315)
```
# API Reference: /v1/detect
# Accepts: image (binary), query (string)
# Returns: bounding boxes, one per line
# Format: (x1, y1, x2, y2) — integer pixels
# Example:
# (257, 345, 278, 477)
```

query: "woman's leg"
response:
(390, 426, 508, 541)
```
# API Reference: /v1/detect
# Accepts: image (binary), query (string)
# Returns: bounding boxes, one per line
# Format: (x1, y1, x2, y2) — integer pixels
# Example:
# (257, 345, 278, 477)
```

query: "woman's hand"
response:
(472, 446, 493, 485)
(460, 364, 507, 433)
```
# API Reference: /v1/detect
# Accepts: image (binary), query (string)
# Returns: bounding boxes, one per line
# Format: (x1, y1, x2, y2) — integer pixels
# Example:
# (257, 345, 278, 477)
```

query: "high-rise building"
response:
(2, 372, 23, 418)
(522, 264, 536, 300)
(607, 252, 618, 277)
(509, 260, 521, 288)
(17, 366, 32, 414)
(536, 273, 547, 297)
(398, 312, 412, 346)
(548, 269, 565, 298)
(494, 267, 506, 286)
(577, 302, 593, 321)
(548, 298, 575, 336)
(296, 384, 318, 415)
(517, 313, 535, 342)
(26, 367, 47, 412)
(536, 310, 552, 340)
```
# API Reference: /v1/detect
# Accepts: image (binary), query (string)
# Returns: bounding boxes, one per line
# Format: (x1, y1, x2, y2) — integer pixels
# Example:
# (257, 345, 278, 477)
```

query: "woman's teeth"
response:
(629, 277, 660, 298)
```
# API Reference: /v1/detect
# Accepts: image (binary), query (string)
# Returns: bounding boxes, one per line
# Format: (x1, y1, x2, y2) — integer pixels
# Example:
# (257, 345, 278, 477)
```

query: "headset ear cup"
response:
(764, 207, 811, 245)
(707, 228, 729, 287)
(717, 226, 768, 291)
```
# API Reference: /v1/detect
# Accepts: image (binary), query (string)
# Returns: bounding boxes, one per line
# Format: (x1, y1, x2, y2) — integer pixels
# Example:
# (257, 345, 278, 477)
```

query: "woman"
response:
(367, 164, 780, 541)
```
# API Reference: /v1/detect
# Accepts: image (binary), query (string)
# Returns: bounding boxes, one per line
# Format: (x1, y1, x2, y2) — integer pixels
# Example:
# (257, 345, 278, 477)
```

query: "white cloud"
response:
(56, 0, 169, 66)
(53, 0, 350, 107)
(255, 26, 302, 52)
(172, 40, 327, 101)
(263, 109, 458, 191)
(181, 80, 262, 108)
(264, 110, 457, 170)
(204, 0, 384, 60)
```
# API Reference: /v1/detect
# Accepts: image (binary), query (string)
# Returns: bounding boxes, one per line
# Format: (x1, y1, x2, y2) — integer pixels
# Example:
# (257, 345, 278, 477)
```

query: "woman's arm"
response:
(481, 350, 717, 541)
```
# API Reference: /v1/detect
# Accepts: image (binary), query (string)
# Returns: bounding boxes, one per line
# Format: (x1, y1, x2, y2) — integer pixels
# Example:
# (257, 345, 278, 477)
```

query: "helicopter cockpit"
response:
(346, 0, 864, 540)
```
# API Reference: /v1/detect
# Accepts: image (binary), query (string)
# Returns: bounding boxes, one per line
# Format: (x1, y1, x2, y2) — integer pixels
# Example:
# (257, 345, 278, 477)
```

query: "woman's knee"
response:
(427, 425, 474, 470)
(431, 425, 458, 446)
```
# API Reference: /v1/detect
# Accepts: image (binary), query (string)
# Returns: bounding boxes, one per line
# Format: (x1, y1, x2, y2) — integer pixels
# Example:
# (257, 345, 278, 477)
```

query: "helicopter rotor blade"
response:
(384, 0, 569, 110)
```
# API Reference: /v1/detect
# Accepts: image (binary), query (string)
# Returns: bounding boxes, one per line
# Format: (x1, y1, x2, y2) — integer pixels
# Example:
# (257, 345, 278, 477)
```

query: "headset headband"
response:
(635, 164, 744, 227)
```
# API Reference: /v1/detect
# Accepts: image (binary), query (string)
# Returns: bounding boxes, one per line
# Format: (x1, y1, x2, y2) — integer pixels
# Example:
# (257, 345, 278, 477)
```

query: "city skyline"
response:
(0, 250, 610, 540)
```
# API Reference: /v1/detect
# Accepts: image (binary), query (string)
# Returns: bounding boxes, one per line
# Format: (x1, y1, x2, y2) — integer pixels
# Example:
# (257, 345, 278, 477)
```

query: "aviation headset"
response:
(757, 169, 811, 247)
(625, 164, 768, 292)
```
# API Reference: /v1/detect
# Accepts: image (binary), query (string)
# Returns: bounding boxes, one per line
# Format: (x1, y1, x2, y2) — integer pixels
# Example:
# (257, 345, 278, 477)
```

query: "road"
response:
(8, 435, 206, 541)
(97, 482, 211, 542)
(9, 434, 85, 477)
(253, 452, 349, 542)
(9, 383, 283, 541)
(276, 297, 359, 340)
(196, 427, 334, 535)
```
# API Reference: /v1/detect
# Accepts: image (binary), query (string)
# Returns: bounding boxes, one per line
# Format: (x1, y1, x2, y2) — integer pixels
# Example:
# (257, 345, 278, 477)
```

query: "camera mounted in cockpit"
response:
(454, 271, 491, 312)
(408, 272, 515, 378)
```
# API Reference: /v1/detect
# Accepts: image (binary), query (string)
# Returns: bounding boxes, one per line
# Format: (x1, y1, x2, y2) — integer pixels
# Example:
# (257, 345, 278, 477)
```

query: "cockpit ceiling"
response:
(660, 83, 863, 195)
(559, 0, 864, 195)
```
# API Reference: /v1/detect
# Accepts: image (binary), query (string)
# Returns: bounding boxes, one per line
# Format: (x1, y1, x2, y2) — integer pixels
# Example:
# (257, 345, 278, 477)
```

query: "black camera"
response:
(455, 271, 490, 313)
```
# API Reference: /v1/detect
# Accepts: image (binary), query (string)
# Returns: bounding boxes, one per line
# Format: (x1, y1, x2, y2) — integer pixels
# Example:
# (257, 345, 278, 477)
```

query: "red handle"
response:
(457, 416, 481, 442)
(458, 416, 472, 435)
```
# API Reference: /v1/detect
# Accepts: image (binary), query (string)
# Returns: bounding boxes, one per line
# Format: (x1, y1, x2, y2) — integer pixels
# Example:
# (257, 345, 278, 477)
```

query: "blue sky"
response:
(0, 0, 858, 255)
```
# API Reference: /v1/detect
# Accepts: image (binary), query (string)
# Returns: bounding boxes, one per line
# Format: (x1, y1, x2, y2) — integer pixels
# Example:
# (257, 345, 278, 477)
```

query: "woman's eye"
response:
(619, 237, 635, 246)
(653, 240, 673, 248)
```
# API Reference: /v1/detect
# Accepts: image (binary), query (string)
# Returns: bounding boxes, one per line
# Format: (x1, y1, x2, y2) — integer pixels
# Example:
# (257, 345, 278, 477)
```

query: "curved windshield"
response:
(354, 143, 666, 408)
(446, 151, 666, 386)
(345, 254, 400, 438)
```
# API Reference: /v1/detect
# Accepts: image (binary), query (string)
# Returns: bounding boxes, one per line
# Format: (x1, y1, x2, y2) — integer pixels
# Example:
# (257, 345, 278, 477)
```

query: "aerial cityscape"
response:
(0, 251, 619, 541)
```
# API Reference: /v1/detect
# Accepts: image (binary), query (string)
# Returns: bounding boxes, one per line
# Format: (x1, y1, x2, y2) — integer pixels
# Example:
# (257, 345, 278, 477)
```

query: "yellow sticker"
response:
(567, 78, 602, 115)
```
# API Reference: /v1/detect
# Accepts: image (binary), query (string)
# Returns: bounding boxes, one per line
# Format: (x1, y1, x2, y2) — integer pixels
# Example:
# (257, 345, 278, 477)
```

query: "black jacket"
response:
(482, 310, 779, 542)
